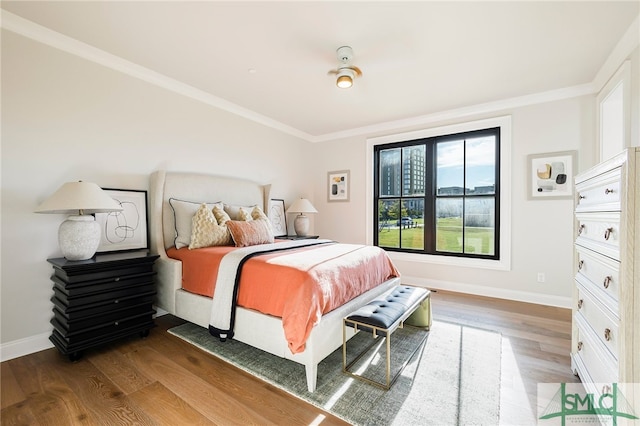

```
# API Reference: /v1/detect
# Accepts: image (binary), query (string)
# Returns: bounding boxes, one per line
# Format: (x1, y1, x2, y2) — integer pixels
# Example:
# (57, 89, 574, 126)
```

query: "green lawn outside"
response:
(378, 217, 494, 255)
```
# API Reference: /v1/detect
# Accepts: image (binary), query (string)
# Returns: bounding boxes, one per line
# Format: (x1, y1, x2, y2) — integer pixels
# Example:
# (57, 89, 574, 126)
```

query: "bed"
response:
(149, 170, 401, 392)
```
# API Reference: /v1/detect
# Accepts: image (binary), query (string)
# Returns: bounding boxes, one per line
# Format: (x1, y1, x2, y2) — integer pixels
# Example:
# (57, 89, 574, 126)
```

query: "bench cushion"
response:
(346, 285, 429, 330)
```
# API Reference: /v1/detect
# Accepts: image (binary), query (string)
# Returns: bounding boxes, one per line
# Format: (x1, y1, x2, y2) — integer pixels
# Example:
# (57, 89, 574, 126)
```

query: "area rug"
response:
(168, 320, 501, 425)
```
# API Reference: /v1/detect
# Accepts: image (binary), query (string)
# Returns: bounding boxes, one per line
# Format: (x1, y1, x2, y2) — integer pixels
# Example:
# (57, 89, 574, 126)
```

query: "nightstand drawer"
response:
(575, 285, 619, 359)
(53, 302, 154, 331)
(52, 290, 154, 317)
(51, 310, 155, 342)
(52, 271, 156, 297)
(53, 283, 155, 306)
(575, 167, 621, 212)
(575, 212, 620, 261)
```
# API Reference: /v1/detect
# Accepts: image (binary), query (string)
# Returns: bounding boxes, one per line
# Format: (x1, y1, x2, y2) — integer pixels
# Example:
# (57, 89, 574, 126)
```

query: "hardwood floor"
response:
(2, 290, 579, 425)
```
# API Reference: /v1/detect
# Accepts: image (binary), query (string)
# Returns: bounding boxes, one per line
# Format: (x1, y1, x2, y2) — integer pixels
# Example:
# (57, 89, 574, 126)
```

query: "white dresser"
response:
(571, 147, 639, 418)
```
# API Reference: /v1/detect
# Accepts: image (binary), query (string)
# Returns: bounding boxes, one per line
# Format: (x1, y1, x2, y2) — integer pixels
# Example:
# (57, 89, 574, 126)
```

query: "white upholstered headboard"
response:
(148, 170, 268, 312)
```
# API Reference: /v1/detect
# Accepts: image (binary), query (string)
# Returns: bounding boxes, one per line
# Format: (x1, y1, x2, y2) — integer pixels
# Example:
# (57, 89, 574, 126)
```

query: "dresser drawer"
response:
(575, 167, 621, 212)
(575, 246, 620, 314)
(574, 314, 618, 384)
(575, 285, 619, 359)
(575, 212, 620, 260)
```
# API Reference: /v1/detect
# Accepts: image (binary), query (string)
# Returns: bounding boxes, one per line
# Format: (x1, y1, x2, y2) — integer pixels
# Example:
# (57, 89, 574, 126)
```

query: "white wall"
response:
(312, 97, 596, 307)
(0, 31, 311, 350)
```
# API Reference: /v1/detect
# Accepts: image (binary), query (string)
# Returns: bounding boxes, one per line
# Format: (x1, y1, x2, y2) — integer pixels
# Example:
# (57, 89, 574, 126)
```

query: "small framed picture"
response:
(527, 151, 577, 200)
(268, 198, 287, 237)
(328, 170, 350, 202)
(95, 188, 149, 252)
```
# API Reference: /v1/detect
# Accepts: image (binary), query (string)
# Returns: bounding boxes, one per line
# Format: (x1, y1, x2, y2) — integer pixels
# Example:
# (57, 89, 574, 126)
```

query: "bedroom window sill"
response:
(388, 251, 511, 271)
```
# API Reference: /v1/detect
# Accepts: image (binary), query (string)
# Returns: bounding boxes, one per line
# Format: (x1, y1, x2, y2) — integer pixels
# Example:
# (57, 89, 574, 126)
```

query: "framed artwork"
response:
(268, 198, 287, 236)
(95, 188, 149, 252)
(328, 170, 350, 202)
(527, 151, 577, 200)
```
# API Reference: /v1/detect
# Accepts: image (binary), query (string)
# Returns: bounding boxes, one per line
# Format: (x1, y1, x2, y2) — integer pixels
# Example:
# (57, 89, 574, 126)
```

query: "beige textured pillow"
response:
(251, 206, 268, 221)
(189, 204, 232, 249)
(227, 219, 275, 247)
(238, 207, 253, 221)
(213, 204, 231, 225)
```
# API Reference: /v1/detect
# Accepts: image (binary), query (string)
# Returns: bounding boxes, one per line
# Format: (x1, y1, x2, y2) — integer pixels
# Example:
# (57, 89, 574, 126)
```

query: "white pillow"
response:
(169, 198, 222, 249)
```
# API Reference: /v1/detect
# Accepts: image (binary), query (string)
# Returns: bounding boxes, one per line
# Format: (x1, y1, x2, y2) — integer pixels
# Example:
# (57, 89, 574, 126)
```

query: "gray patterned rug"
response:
(168, 320, 501, 425)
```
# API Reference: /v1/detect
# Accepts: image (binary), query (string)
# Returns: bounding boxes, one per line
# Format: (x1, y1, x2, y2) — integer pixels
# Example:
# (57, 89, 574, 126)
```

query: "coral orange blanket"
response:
(167, 241, 399, 353)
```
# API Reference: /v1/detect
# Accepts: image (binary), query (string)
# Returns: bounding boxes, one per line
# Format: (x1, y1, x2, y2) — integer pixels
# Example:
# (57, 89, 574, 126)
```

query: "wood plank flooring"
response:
(2, 290, 580, 425)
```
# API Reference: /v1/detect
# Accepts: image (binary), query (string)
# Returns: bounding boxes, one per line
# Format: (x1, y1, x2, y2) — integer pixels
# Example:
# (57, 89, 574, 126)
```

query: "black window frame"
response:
(373, 126, 501, 260)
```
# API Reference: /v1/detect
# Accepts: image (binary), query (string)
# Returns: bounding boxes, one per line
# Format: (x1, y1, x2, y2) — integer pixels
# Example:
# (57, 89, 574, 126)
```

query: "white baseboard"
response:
(401, 275, 572, 309)
(1, 332, 53, 362)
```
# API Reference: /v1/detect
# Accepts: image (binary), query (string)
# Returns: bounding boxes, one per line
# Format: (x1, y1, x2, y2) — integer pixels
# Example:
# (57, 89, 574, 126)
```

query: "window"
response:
(374, 127, 500, 260)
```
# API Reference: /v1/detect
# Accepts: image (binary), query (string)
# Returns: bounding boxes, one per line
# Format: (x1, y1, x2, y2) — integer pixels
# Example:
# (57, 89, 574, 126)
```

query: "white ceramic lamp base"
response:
(294, 214, 309, 237)
(58, 215, 101, 260)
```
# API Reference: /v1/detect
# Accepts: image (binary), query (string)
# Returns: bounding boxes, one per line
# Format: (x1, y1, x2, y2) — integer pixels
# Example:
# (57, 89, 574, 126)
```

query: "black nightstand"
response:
(278, 235, 320, 240)
(47, 251, 159, 361)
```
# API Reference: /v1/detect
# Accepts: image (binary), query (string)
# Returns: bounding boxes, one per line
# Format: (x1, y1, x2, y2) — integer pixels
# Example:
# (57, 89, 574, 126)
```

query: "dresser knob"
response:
(578, 260, 584, 271)
(604, 328, 612, 341)
(603, 276, 612, 289)
(577, 224, 585, 235)
(114, 277, 120, 282)
(604, 227, 613, 241)
(577, 341, 583, 351)
(577, 299, 583, 309)
(114, 299, 119, 304)
(114, 321, 119, 326)
(604, 188, 614, 195)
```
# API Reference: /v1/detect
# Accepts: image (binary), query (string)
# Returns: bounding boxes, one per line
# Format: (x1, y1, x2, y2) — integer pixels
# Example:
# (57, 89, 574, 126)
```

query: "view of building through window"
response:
(374, 127, 499, 259)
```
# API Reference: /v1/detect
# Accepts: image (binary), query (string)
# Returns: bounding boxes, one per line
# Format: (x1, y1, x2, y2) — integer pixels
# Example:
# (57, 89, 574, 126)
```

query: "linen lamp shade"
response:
(35, 181, 123, 260)
(286, 198, 317, 237)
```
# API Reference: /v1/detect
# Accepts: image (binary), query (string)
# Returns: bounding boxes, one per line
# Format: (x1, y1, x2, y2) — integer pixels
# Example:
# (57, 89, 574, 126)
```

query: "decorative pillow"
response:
(189, 204, 231, 249)
(213, 204, 231, 225)
(224, 203, 257, 220)
(226, 219, 275, 247)
(169, 198, 222, 249)
(237, 207, 253, 221)
(251, 206, 269, 221)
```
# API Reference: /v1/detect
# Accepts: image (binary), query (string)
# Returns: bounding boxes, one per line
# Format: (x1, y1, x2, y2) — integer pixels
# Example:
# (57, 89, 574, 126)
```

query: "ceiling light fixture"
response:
(336, 69, 355, 89)
(328, 46, 362, 89)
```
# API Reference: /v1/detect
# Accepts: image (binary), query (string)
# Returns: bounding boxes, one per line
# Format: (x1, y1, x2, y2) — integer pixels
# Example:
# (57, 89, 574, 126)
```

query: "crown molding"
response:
(0, 11, 314, 142)
(310, 83, 595, 143)
(3, 10, 637, 144)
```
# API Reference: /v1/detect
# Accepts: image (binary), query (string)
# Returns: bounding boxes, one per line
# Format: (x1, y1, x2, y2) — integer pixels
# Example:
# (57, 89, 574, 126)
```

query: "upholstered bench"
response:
(342, 285, 431, 389)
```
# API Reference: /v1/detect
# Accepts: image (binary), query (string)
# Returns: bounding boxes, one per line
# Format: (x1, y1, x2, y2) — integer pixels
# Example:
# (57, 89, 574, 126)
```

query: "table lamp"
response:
(286, 198, 317, 237)
(35, 181, 123, 260)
